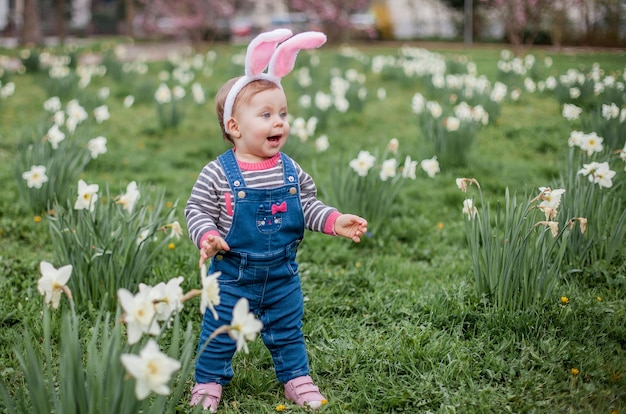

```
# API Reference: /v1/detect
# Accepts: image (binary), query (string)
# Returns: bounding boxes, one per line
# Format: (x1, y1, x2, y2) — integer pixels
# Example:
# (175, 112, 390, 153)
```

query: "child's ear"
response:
(226, 118, 240, 138)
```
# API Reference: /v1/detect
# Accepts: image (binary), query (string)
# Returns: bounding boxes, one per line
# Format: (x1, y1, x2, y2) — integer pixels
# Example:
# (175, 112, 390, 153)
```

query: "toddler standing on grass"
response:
(184, 29, 368, 412)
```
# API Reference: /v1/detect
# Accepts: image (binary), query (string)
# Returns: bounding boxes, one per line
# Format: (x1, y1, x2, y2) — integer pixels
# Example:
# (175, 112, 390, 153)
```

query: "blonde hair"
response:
(215, 77, 281, 143)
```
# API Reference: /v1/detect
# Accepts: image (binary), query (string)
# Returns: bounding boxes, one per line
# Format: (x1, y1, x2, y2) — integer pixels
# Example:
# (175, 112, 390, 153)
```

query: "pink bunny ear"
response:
(268, 31, 327, 78)
(245, 28, 293, 77)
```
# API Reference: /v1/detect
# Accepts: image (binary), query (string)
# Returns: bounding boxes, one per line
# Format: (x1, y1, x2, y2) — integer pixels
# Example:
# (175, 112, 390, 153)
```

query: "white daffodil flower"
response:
(315, 135, 329, 153)
(155, 83, 172, 104)
(462, 199, 478, 220)
(579, 132, 604, 156)
(74, 179, 99, 212)
(420, 157, 440, 178)
(22, 165, 49, 189)
(37, 261, 72, 309)
(123, 95, 135, 108)
(386, 138, 399, 154)
(93, 105, 110, 124)
(167, 221, 183, 240)
(117, 287, 160, 344)
(117, 181, 140, 214)
(145, 277, 185, 322)
(562, 103, 583, 121)
(379, 158, 397, 182)
(120, 339, 181, 400)
(229, 298, 263, 354)
(43, 96, 62, 112)
(45, 124, 66, 149)
(349, 150, 376, 177)
(200, 268, 221, 320)
(538, 187, 566, 211)
(402, 156, 418, 180)
(87, 136, 107, 158)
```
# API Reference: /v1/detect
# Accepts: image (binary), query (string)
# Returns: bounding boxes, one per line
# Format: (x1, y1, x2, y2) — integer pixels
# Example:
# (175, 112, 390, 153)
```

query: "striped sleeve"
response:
(184, 160, 231, 248)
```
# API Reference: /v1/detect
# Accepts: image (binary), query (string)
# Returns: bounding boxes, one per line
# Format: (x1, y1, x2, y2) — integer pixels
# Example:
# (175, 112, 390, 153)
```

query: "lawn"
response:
(0, 38, 625, 413)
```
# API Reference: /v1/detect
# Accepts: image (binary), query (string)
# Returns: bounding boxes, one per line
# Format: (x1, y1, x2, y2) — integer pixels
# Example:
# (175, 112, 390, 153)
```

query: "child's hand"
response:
(199, 235, 230, 268)
(334, 214, 368, 243)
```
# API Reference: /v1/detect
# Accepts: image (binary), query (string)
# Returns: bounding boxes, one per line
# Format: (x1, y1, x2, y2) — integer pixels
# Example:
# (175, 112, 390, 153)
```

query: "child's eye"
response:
(280, 112, 287, 119)
(261, 112, 271, 119)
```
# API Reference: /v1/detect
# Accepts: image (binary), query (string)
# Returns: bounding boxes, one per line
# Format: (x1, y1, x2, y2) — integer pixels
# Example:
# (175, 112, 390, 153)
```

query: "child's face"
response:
(229, 87, 290, 163)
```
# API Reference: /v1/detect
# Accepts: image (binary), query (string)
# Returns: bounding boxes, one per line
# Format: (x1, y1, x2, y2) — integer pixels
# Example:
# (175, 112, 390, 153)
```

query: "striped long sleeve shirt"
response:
(185, 152, 340, 248)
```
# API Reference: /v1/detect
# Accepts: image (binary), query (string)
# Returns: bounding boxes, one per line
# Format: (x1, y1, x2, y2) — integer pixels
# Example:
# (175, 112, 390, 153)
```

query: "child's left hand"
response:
(334, 214, 368, 243)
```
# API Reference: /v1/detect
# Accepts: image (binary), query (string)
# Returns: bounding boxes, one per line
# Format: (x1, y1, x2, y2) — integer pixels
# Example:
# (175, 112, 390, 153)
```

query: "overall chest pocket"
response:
(256, 201, 286, 234)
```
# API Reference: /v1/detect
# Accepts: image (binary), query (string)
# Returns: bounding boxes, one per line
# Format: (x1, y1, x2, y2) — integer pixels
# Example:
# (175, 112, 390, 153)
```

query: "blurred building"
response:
(385, 0, 459, 39)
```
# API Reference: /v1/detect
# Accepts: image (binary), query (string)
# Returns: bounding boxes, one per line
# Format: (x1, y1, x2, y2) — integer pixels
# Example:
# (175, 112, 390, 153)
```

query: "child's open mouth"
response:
(267, 135, 282, 142)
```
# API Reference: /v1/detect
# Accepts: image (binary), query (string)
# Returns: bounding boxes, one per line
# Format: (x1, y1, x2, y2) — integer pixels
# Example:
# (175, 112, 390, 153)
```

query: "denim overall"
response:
(195, 149, 309, 385)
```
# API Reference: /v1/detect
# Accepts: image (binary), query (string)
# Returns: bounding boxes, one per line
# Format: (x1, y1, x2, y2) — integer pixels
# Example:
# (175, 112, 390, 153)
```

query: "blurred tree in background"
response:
(476, 0, 624, 47)
(9, 0, 625, 47)
(478, 0, 552, 46)
(134, 0, 235, 41)
(287, 0, 371, 42)
(20, 0, 43, 44)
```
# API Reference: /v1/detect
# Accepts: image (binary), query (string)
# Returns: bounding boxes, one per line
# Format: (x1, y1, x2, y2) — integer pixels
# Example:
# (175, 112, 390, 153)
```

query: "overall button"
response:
(233, 180, 241, 187)
(288, 176, 295, 182)
(216, 255, 223, 261)
(289, 187, 297, 194)
(238, 191, 246, 198)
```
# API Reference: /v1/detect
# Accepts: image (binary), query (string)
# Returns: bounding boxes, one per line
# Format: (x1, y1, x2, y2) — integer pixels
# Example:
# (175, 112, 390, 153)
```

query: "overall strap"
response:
(217, 149, 246, 191)
(280, 153, 300, 188)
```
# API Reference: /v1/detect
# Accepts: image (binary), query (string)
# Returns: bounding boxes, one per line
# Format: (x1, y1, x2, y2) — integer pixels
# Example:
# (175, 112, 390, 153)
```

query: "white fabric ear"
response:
(244, 28, 293, 77)
(268, 32, 327, 78)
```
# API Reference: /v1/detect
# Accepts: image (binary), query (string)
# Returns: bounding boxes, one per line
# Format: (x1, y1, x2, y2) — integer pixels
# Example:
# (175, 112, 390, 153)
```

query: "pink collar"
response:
(237, 152, 281, 171)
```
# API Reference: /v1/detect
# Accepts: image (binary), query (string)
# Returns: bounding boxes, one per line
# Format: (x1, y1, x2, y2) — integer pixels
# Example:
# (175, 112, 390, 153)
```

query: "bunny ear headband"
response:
(223, 28, 327, 133)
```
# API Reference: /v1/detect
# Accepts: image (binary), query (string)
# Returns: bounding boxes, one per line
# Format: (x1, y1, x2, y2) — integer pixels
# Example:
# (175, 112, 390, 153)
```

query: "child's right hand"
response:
(199, 235, 230, 268)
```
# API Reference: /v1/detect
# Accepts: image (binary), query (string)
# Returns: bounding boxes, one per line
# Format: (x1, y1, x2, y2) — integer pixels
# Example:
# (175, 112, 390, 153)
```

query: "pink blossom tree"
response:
(136, 0, 235, 41)
(481, 0, 623, 47)
(479, 0, 552, 46)
(287, 0, 371, 42)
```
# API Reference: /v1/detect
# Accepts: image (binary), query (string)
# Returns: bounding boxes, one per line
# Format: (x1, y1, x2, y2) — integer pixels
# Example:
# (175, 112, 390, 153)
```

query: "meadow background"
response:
(0, 38, 625, 413)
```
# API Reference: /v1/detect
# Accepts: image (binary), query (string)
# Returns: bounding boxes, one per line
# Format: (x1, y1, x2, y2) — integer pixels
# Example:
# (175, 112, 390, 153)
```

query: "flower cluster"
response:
(322, 138, 439, 234)
(457, 178, 577, 310)
(282, 115, 330, 158)
(295, 65, 370, 130)
(577, 161, 616, 189)
(562, 99, 626, 151)
(35, 258, 262, 402)
(116, 272, 261, 398)
(412, 92, 486, 167)
(349, 139, 439, 180)
(150, 50, 216, 128)
(48, 180, 181, 307)
(495, 49, 552, 93)
(0, 79, 15, 105)
(15, 97, 110, 214)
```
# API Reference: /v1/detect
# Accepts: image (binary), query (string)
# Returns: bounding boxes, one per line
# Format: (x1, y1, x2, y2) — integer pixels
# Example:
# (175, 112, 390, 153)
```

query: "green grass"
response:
(1, 40, 625, 413)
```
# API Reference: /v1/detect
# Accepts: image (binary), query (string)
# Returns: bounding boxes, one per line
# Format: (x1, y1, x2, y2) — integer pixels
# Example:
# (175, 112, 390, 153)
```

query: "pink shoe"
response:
(190, 382, 222, 412)
(284, 375, 328, 410)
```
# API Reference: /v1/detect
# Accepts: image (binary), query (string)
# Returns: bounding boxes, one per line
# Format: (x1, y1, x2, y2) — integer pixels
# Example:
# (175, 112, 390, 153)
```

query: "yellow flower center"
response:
(147, 361, 159, 376)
